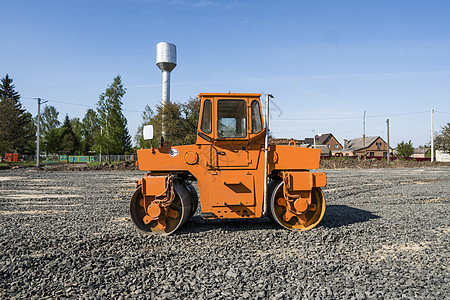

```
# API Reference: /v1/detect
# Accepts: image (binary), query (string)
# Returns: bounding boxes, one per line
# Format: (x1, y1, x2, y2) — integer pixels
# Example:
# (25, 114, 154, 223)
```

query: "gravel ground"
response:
(0, 168, 449, 299)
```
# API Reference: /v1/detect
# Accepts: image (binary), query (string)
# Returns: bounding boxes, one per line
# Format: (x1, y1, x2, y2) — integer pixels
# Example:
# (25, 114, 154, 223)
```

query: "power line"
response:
(275, 119, 386, 135)
(436, 110, 450, 115)
(22, 96, 142, 113)
(273, 116, 360, 121)
(272, 110, 430, 121)
(367, 111, 429, 118)
(39, 98, 94, 108)
(334, 120, 386, 136)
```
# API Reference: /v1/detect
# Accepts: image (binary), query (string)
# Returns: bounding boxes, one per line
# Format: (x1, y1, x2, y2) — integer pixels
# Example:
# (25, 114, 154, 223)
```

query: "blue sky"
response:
(1, 0, 449, 147)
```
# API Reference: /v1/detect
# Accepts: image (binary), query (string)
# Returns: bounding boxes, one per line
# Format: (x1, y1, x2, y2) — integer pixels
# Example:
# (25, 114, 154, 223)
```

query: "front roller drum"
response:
(267, 179, 325, 231)
(130, 181, 192, 235)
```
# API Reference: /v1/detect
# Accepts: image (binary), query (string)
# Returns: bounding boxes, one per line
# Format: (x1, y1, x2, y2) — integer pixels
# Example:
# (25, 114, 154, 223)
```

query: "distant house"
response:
(338, 136, 392, 157)
(304, 133, 343, 152)
(411, 147, 429, 158)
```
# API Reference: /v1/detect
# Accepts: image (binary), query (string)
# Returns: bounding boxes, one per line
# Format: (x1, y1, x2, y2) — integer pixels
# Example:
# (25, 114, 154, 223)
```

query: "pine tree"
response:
(70, 117, 83, 154)
(0, 74, 35, 155)
(94, 75, 131, 155)
(122, 126, 132, 154)
(60, 115, 78, 155)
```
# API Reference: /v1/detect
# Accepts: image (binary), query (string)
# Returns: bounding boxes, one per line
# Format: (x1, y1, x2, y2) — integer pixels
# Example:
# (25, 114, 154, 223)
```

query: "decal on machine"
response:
(169, 147, 179, 158)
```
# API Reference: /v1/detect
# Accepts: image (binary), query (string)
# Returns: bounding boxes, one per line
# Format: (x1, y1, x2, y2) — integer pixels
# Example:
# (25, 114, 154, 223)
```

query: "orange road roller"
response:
(130, 93, 326, 235)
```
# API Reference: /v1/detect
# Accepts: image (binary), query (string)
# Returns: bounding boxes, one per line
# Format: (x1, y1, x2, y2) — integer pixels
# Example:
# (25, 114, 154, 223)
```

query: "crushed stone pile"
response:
(0, 168, 449, 298)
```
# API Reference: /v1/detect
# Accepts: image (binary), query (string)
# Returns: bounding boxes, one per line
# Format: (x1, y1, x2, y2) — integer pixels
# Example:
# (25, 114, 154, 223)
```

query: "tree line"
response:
(36, 75, 132, 156)
(0, 75, 133, 156)
(0, 74, 200, 158)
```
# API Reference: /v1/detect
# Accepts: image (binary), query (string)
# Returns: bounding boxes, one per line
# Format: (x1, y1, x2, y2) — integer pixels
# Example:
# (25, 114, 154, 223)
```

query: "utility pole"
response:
(386, 119, 390, 164)
(431, 109, 434, 162)
(312, 129, 316, 148)
(363, 111, 366, 160)
(100, 127, 103, 162)
(35, 98, 47, 168)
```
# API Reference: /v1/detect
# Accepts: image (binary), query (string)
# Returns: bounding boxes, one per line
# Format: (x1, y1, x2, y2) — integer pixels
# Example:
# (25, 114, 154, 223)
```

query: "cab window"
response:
(217, 100, 247, 138)
(251, 100, 263, 133)
(200, 99, 212, 133)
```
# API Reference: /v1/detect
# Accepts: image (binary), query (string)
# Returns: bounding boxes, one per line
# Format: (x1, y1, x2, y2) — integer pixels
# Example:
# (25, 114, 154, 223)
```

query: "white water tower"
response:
(156, 42, 177, 139)
(156, 42, 177, 106)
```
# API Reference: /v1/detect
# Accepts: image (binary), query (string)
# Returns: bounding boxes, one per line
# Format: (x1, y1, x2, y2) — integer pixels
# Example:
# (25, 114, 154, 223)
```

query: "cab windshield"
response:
(217, 99, 247, 138)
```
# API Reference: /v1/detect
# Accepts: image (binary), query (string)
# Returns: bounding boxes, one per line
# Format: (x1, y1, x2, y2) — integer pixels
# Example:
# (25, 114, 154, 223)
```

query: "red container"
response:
(4, 153, 12, 162)
(4, 153, 19, 162)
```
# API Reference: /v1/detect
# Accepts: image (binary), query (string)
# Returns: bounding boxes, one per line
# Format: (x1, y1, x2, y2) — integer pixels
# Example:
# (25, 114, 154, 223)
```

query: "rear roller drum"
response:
(130, 181, 192, 235)
(184, 182, 199, 219)
(267, 179, 325, 231)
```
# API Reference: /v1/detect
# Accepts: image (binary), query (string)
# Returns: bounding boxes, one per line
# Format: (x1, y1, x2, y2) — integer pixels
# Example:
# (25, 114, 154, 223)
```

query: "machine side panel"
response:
(269, 145, 321, 171)
(137, 145, 200, 171)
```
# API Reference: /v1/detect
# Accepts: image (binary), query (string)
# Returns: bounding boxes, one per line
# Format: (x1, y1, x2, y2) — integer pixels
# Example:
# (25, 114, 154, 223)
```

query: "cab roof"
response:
(198, 92, 261, 98)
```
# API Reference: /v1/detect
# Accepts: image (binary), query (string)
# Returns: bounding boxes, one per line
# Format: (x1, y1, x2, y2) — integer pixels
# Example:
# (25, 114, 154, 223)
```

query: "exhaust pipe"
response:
(263, 94, 274, 216)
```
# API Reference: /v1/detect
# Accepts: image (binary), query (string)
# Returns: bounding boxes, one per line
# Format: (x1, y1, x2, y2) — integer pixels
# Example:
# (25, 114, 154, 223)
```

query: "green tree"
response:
(135, 98, 200, 148)
(22, 113, 37, 154)
(94, 75, 131, 155)
(122, 126, 132, 154)
(81, 108, 100, 154)
(40, 105, 61, 154)
(434, 123, 450, 154)
(181, 97, 201, 144)
(60, 115, 79, 155)
(136, 105, 156, 148)
(396, 140, 414, 158)
(0, 74, 36, 155)
(70, 117, 83, 154)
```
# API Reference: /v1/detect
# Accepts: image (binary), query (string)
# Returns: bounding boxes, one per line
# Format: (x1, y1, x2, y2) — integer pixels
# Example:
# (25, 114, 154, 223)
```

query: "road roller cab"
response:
(131, 93, 327, 235)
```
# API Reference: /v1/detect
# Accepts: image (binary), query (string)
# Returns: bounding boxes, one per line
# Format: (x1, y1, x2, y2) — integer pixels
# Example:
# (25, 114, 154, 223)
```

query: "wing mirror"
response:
(143, 125, 154, 140)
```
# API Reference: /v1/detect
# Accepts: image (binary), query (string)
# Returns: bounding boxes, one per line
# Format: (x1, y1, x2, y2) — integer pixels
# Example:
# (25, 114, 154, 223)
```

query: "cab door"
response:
(213, 99, 250, 169)
(211, 98, 264, 169)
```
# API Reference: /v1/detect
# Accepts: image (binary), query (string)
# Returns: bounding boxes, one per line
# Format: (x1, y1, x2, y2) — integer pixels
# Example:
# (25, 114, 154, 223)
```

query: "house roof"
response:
(414, 147, 429, 154)
(316, 133, 333, 145)
(345, 136, 380, 151)
(314, 145, 330, 154)
(304, 138, 314, 144)
(304, 133, 340, 146)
